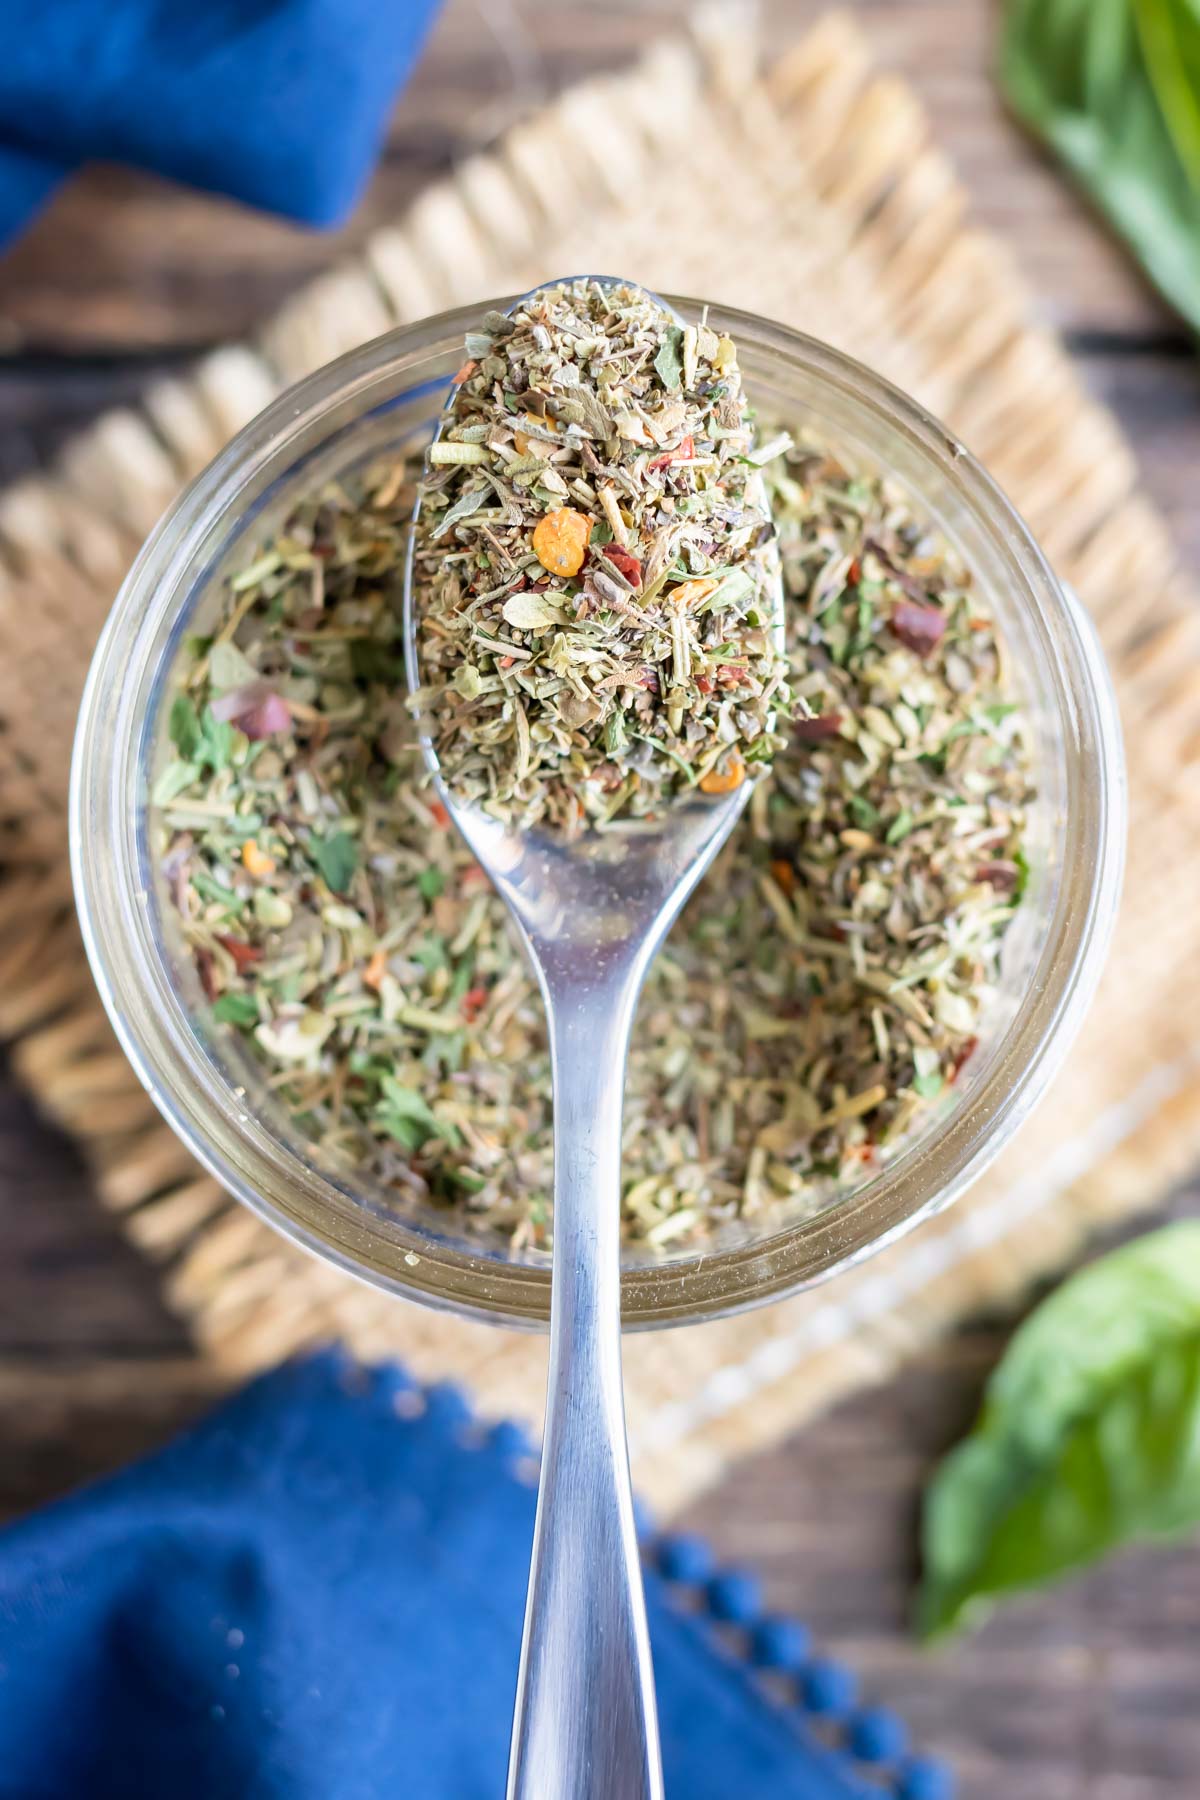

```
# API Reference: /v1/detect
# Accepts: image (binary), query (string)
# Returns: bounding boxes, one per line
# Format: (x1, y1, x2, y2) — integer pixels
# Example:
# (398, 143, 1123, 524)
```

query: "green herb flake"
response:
(313, 831, 358, 895)
(213, 993, 260, 1028)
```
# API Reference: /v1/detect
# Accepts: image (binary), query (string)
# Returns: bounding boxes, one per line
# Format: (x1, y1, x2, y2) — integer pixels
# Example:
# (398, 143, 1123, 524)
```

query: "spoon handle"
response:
(507, 980, 663, 1800)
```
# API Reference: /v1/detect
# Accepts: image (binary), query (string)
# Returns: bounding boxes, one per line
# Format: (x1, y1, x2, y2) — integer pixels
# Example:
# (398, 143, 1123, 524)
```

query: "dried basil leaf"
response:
(313, 831, 358, 894)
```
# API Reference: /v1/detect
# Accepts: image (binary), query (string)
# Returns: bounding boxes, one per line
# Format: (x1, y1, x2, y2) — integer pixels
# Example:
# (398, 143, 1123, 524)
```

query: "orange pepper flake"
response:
(532, 507, 592, 578)
(699, 751, 746, 795)
(453, 359, 477, 384)
(771, 859, 795, 895)
(363, 949, 388, 992)
(667, 576, 720, 610)
(241, 839, 276, 878)
(429, 800, 450, 828)
(460, 984, 489, 1022)
(514, 413, 554, 457)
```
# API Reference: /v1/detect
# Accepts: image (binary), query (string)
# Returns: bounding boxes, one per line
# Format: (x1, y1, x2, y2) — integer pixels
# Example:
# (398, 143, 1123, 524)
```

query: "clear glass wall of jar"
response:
(70, 302, 1126, 1329)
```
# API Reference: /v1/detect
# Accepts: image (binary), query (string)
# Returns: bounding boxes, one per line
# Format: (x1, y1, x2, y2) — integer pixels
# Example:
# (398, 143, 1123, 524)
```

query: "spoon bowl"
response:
(404, 277, 786, 1800)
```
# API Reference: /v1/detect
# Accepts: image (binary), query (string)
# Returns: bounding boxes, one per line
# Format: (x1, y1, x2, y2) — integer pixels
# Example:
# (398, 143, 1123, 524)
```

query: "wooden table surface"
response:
(1, 4, 1197, 1795)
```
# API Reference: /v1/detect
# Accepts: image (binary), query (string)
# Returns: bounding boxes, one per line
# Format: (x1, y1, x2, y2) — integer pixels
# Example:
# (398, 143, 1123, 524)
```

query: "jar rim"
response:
(70, 297, 1126, 1330)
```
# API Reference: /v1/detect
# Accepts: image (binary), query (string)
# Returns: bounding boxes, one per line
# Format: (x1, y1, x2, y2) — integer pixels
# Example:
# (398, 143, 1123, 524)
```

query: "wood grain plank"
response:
(0, 0, 1173, 355)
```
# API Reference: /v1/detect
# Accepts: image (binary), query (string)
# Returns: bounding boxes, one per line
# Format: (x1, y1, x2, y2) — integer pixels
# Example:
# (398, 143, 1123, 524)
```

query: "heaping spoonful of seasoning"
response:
(404, 276, 790, 1800)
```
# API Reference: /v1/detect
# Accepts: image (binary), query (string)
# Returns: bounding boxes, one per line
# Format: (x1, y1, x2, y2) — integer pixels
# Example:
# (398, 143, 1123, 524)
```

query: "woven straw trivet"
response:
(3, 11, 1200, 1514)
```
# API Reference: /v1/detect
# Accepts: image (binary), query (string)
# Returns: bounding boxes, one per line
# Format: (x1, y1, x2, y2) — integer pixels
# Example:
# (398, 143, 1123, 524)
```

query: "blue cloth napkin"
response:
(0, 0, 442, 248)
(0, 1353, 951, 1799)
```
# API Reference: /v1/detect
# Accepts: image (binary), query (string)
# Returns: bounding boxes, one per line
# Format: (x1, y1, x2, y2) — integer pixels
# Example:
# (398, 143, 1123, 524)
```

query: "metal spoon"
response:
(404, 280, 784, 1800)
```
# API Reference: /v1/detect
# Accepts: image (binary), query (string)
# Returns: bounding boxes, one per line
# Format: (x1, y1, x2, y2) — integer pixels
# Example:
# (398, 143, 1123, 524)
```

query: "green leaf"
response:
(198, 707, 236, 771)
(919, 1222, 1200, 1639)
(209, 640, 258, 692)
(168, 695, 202, 759)
(886, 807, 915, 845)
(1136, 0, 1200, 191)
(501, 591, 566, 633)
(313, 831, 358, 894)
(152, 760, 200, 806)
(418, 866, 446, 901)
(213, 993, 259, 1027)
(350, 640, 407, 683)
(375, 1075, 461, 1148)
(654, 326, 684, 393)
(191, 870, 244, 916)
(848, 794, 881, 830)
(1000, 0, 1200, 330)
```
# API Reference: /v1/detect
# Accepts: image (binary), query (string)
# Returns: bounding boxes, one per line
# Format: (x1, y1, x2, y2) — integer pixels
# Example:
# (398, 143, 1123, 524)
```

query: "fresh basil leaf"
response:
(1001, 0, 1200, 330)
(313, 830, 358, 895)
(1136, 0, 1200, 191)
(920, 1222, 1200, 1638)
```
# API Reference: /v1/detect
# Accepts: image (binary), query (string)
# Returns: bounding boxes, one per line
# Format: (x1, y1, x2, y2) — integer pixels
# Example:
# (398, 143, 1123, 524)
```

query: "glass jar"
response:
(70, 299, 1125, 1329)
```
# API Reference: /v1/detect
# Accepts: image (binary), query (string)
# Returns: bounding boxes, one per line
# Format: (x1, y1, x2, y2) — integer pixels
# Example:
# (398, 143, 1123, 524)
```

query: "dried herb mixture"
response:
(411, 279, 790, 833)
(152, 426, 1034, 1254)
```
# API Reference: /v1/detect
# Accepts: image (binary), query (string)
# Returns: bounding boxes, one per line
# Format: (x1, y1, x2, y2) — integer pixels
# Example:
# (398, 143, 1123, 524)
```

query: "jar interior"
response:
(136, 317, 1067, 1286)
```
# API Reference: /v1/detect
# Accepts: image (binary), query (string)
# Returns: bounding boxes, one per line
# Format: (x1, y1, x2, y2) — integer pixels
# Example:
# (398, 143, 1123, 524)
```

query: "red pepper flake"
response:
(429, 800, 450, 829)
(770, 859, 796, 895)
(460, 862, 491, 894)
(453, 359, 477, 385)
(195, 947, 217, 1001)
(695, 675, 714, 695)
(600, 545, 643, 589)
(847, 557, 861, 585)
(499, 655, 516, 669)
(647, 434, 695, 470)
(715, 663, 749, 687)
(460, 985, 489, 1022)
(890, 600, 947, 656)
(635, 668, 660, 692)
(215, 933, 263, 971)
(949, 1036, 979, 1083)
(794, 712, 844, 741)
